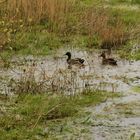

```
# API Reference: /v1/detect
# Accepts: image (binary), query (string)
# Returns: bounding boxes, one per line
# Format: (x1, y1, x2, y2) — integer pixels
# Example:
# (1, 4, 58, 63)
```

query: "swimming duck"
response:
(100, 51, 117, 66)
(65, 52, 85, 68)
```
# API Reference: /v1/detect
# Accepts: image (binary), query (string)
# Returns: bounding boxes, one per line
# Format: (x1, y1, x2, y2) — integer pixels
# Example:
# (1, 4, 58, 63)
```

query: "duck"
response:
(100, 51, 117, 66)
(65, 52, 85, 68)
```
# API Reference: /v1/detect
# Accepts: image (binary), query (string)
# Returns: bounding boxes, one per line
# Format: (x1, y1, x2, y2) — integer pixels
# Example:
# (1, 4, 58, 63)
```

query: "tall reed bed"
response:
(78, 6, 126, 48)
(1, 0, 74, 21)
(0, 0, 76, 35)
(0, 0, 128, 49)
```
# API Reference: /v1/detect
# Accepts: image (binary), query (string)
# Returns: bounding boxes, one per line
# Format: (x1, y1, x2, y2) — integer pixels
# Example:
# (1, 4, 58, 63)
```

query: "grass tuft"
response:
(0, 90, 120, 139)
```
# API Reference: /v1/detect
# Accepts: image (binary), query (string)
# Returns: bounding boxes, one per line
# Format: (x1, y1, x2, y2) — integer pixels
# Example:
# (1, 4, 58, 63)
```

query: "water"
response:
(0, 48, 140, 139)
(1, 48, 140, 95)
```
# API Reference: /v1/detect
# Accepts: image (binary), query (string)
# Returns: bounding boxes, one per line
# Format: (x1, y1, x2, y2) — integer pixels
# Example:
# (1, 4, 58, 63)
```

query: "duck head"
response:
(65, 52, 71, 59)
(100, 51, 106, 59)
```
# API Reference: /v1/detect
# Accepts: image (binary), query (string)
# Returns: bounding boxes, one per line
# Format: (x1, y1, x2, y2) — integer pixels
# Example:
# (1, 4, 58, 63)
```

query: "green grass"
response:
(108, 0, 129, 5)
(118, 40, 140, 60)
(80, 0, 102, 5)
(7, 31, 62, 55)
(131, 50, 140, 60)
(108, 0, 140, 5)
(0, 90, 120, 140)
(132, 86, 140, 93)
(111, 9, 140, 26)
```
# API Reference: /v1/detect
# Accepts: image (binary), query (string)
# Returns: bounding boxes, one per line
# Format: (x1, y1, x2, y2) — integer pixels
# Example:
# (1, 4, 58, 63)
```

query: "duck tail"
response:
(79, 59, 85, 63)
(113, 61, 117, 65)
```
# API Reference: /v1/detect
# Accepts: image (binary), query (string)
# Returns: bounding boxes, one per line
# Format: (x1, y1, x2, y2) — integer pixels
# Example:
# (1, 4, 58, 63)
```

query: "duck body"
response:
(67, 58, 84, 65)
(100, 52, 117, 66)
(65, 52, 85, 68)
(102, 58, 117, 65)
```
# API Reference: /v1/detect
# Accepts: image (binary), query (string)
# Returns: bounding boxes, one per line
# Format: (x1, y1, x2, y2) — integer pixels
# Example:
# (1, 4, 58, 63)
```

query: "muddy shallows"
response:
(0, 48, 140, 140)
(0, 49, 140, 95)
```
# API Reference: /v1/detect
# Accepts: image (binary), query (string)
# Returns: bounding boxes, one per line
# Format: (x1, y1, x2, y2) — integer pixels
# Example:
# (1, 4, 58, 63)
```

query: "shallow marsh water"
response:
(0, 48, 140, 139)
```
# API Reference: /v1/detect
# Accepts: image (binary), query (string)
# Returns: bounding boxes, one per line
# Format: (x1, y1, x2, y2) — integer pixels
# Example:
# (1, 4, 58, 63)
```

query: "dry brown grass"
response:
(0, 0, 128, 49)
(99, 19, 127, 49)
(79, 6, 127, 48)
(0, 0, 75, 25)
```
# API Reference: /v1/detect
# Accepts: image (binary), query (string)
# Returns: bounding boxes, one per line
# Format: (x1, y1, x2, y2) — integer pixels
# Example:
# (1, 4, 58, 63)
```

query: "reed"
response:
(0, 0, 128, 50)
(0, 0, 74, 25)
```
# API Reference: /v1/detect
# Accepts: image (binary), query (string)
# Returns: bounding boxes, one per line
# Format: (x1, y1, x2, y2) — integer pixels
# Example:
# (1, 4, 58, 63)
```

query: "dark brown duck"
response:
(100, 51, 117, 66)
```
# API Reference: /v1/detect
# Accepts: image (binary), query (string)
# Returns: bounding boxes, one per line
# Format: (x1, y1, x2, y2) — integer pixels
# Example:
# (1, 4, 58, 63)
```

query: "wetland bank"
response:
(0, 48, 140, 139)
(0, 0, 140, 139)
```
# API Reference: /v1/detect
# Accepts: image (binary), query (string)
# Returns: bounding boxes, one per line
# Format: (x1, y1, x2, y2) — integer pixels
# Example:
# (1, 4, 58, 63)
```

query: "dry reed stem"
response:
(32, 102, 63, 129)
